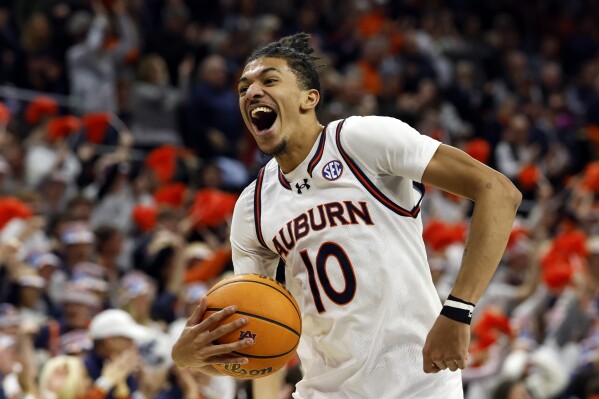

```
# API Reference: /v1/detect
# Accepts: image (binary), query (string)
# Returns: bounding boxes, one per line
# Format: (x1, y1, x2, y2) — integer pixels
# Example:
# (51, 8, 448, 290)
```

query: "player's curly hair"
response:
(246, 32, 322, 110)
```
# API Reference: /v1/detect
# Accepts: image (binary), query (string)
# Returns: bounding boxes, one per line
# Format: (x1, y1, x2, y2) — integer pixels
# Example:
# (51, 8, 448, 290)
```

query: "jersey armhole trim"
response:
(254, 167, 269, 248)
(335, 118, 424, 219)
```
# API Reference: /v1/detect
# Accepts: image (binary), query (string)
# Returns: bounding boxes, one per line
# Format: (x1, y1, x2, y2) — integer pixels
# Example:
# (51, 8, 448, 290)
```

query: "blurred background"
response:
(1, 0, 599, 398)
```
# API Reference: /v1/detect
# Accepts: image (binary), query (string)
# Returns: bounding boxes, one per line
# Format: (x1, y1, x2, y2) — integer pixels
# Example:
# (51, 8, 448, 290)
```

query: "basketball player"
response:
(172, 33, 522, 398)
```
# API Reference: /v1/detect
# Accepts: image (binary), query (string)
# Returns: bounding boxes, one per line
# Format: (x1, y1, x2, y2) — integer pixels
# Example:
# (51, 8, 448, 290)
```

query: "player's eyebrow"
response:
(238, 67, 281, 84)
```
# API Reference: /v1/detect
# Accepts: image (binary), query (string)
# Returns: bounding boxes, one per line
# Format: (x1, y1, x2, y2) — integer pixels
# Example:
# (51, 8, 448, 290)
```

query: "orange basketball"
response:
(201, 274, 301, 379)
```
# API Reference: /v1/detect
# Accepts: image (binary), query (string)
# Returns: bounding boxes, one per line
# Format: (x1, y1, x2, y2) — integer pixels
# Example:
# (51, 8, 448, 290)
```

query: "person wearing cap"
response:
(83, 309, 145, 399)
(60, 222, 96, 269)
(27, 252, 62, 317)
(11, 271, 52, 328)
(31, 252, 61, 281)
(47, 221, 96, 305)
(117, 271, 157, 328)
(34, 281, 100, 356)
(71, 261, 110, 310)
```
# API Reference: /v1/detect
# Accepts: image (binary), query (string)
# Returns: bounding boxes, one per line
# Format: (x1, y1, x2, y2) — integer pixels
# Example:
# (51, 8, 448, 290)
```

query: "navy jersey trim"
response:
(307, 125, 328, 177)
(335, 119, 423, 218)
(254, 167, 268, 248)
(278, 167, 292, 190)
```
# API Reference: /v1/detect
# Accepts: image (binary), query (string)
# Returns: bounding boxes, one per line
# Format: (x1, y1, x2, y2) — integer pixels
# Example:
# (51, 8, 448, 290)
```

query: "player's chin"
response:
(259, 137, 287, 157)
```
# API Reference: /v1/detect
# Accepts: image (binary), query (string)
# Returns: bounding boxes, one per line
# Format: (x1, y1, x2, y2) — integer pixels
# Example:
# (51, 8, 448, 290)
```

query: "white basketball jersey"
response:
(231, 116, 463, 398)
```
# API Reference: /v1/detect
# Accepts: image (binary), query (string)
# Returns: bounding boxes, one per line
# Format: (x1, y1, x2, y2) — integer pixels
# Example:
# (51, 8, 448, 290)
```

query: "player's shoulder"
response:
(329, 115, 414, 148)
(341, 115, 409, 131)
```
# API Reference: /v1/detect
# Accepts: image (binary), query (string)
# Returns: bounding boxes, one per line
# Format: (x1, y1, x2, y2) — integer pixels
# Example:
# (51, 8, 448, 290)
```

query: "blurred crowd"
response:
(1, 0, 599, 398)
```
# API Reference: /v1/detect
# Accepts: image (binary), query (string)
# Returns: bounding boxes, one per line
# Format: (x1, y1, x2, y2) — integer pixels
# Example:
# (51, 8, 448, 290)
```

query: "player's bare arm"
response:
(420, 143, 522, 373)
(171, 296, 254, 376)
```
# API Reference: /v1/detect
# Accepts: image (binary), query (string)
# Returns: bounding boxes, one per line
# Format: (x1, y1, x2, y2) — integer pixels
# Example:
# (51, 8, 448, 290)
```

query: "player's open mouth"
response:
(250, 106, 278, 135)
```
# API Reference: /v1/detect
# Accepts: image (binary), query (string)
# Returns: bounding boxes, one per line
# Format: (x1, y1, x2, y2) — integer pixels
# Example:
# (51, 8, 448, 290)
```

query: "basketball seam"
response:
(206, 307, 301, 337)
(208, 278, 302, 320)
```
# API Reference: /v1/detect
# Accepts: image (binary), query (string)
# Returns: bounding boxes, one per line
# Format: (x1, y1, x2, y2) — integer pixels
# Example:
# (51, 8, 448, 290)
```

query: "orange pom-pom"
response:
(582, 161, 599, 192)
(153, 183, 187, 207)
(131, 205, 157, 232)
(507, 227, 530, 250)
(517, 164, 540, 191)
(0, 102, 11, 124)
(553, 230, 588, 258)
(145, 146, 178, 184)
(422, 219, 467, 252)
(0, 197, 33, 230)
(82, 113, 110, 144)
(47, 116, 81, 143)
(189, 189, 238, 228)
(465, 138, 491, 164)
(25, 96, 59, 126)
(542, 264, 573, 291)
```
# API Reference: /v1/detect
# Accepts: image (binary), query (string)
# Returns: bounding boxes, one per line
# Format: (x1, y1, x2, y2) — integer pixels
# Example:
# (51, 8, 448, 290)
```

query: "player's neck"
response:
(276, 119, 323, 174)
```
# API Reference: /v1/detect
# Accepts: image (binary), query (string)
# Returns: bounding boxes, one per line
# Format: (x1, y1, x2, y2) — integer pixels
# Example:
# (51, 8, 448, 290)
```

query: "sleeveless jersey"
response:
(231, 116, 463, 398)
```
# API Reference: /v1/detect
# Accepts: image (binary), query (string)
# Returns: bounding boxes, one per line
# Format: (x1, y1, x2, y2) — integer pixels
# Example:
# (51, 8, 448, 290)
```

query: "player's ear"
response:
(300, 89, 320, 112)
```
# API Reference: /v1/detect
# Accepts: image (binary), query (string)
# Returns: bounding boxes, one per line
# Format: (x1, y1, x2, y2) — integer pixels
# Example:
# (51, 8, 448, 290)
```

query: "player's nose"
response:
(246, 82, 264, 100)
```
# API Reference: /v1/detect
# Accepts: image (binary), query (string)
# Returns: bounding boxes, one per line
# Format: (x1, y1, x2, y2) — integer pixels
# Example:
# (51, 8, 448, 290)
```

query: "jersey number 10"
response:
(299, 242, 357, 313)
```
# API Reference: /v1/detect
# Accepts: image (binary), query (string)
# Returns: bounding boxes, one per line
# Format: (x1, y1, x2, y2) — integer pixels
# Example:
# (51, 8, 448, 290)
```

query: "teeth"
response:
(251, 107, 273, 118)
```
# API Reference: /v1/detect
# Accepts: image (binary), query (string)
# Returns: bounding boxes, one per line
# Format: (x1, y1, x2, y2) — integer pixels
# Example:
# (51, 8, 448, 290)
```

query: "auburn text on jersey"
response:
(272, 201, 374, 257)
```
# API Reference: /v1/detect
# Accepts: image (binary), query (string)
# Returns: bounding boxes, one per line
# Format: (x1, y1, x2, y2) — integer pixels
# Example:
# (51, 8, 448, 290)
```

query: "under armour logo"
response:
(295, 179, 310, 194)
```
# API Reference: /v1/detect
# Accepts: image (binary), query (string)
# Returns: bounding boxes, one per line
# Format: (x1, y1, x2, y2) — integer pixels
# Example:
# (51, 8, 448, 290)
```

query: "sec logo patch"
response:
(322, 160, 343, 181)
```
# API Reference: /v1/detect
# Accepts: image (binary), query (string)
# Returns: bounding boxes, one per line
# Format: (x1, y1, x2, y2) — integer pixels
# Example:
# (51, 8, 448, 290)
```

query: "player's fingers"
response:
(423, 361, 440, 373)
(185, 297, 207, 327)
(190, 305, 238, 332)
(447, 360, 459, 372)
(432, 360, 447, 370)
(455, 358, 467, 370)
(202, 317, 249, 342)
(200, 338, 254, 358)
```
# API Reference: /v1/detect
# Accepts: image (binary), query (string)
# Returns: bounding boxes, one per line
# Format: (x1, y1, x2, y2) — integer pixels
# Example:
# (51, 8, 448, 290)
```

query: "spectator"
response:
(144, 3, 197, 86)
(66, 0, 137, 113)
(84, 309, 145, 399)
(129, 54, 192, 148)
(38, 355, 90, 399)
(34, 281, 100, 356)
(495, 114, 537, 180)
(13, 13, 65, 94)
(93, 225, 126, 283)
(184, 54, 244, 159)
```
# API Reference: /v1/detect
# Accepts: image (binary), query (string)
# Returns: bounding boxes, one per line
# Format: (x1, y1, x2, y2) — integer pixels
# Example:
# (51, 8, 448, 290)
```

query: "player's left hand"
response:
(422, 315, 470, 373)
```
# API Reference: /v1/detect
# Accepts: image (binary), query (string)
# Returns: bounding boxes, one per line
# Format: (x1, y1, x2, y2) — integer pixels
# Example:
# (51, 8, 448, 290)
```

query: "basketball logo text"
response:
(239, 330, 256, 341)
(222, 363, 274, 377)
(322, 160, 343, 181)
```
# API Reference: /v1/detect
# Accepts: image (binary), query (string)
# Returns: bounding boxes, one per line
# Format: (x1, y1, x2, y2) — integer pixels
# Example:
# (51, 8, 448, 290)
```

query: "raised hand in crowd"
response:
(101, 347, 140, 389)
